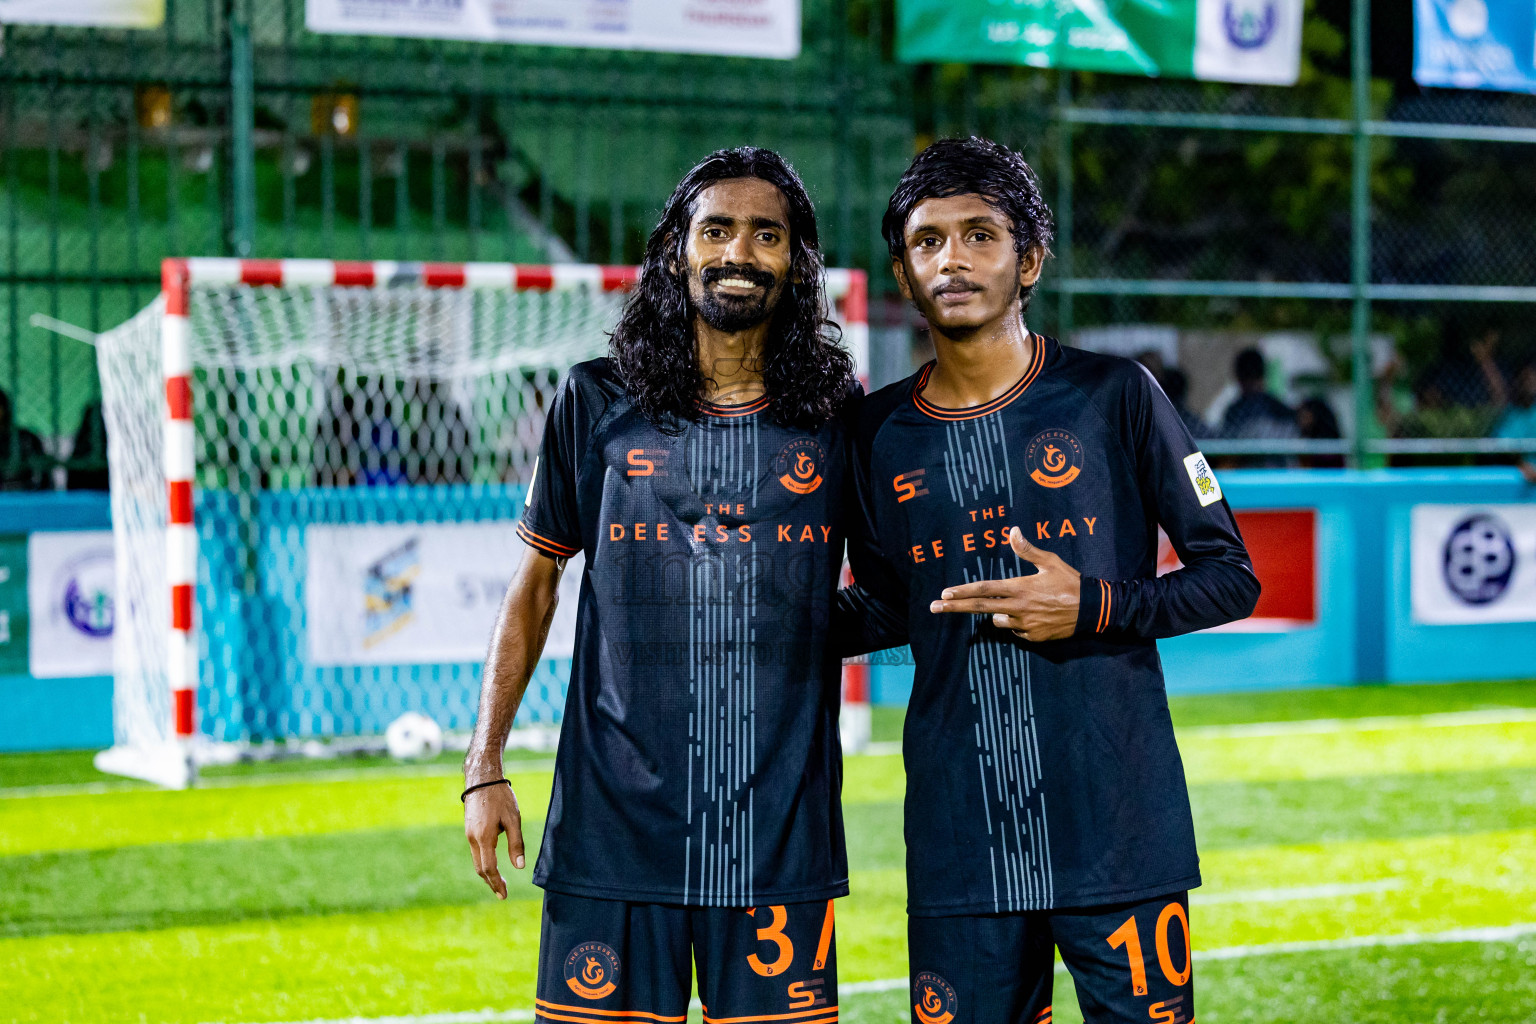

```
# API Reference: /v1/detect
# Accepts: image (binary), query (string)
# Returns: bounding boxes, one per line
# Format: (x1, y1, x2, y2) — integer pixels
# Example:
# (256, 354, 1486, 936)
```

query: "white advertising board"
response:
(1411, 504, 1536, 625)
(28, 530, 116, 679)
(305, 0, 800, 59)
(0, 0, 162, 27)
(306, 520, 583, 666)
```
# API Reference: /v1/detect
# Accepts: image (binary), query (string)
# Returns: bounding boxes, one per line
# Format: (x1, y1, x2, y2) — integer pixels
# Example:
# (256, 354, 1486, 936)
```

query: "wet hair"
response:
(882, 136, 1055, 310)
(609, 147, 854, 432)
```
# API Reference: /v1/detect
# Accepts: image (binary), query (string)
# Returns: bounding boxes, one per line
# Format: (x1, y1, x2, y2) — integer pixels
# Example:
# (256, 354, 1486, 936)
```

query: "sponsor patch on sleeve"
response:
(1183, 451, 1223, 507)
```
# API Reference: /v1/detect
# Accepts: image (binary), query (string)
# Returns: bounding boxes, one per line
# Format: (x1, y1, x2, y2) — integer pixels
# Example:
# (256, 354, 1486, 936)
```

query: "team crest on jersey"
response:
(912, 972, 958, 1024)
(775, 438, 825, 495)
(1026, 429, 1084, 489)
(564, 942, 620, 1000)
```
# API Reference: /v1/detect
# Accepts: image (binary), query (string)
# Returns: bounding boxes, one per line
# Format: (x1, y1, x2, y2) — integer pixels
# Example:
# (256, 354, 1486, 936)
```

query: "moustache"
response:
(932, 278, 983, 297)
(700, 265, 779, 290)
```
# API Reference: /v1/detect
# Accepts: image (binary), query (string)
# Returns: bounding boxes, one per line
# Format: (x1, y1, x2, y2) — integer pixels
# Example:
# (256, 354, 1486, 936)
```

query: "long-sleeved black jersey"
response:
(842, 335, 1259, 916)
(518, 358, 853, 907)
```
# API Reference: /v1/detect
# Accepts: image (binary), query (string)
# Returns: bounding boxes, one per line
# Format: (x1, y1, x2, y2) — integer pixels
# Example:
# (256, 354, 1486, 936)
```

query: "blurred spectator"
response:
(0, 389, 48, 491)
(1161, 367, 1211, 439)
(408, 380, 472, 485)
(316, 376, 472, 487)
(1380, 330, 1505, 444)
(1135, 349, 1166, 384)
(1134, 349, 1209, 439)
(316, 376, 391, 487)
(1296, 397, 1345, 469)
(1218, 348, 1298, 467)
(1220, 348, 1299, 437)
(1375, 356, 1497, 441)
(1476, 339, 1536, 484)
(67, 401, 110, 490)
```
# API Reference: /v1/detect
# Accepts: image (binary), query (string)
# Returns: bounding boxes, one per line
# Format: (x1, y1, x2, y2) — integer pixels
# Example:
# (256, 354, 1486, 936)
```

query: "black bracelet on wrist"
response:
(461, 778, 511, 803)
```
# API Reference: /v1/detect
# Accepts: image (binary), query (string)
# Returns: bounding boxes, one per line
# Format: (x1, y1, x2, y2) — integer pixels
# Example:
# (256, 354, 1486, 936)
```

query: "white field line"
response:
(1190, 878, 1405, 904)
(10, 707, 1536, 801)
(1181, 706, 1536, 740)
(204, 1013, 536, 1024)
(0, 760, 559, 800)
(848, 921, 1536, 990)
(818, 707, 1536, 759)
(1194, 920, 1536, 960)
(215, 921, 1536, 1024)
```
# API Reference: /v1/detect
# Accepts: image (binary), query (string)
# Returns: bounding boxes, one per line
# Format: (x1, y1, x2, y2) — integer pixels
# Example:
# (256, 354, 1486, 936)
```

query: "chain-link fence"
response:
(3, 0, 1536, 476)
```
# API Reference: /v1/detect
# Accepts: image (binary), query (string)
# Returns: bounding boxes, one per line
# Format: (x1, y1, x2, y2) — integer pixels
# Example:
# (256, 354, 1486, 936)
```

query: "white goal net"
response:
(94, 259, 867, 784)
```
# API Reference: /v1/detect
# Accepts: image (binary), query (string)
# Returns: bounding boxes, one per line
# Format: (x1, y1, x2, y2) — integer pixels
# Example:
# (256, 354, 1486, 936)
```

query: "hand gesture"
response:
(928, 527, 1082, 642)
(464, 781, 526, 900)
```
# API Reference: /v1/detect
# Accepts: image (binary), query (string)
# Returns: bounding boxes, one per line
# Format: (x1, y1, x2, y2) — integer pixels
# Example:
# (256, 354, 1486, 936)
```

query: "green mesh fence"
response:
(4, 0, 1536, 471)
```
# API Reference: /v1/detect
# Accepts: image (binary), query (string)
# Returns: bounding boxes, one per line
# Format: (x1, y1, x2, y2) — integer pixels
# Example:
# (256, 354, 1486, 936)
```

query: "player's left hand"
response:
(928, 526, 1081, 641)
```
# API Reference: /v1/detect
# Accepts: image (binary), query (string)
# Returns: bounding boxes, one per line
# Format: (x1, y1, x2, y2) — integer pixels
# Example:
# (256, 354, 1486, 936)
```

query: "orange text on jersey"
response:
(605, 522, 834, 544)
(609, 522, 748, 543)
(777, 524, 834, 543)
(908, 517, 1099, 564)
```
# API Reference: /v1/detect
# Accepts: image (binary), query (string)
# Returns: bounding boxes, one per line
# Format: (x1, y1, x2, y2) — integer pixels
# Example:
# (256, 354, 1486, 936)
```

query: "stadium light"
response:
(135, 85, 172, 130)
(311, 93, 358, 137)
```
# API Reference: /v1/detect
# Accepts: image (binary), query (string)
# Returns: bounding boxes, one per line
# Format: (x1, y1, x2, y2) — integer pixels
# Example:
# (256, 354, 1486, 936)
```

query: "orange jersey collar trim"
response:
(699, 394, 770, 418)
(911, 335, 1044, 421)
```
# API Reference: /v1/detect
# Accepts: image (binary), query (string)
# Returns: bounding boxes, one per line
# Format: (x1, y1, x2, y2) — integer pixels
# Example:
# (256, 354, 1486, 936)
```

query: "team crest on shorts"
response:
(912, 972, 958, 1024)
(1026, 429, 1084, 489)
(564, 942, 620, 1000)
(775, 438, 825, 495)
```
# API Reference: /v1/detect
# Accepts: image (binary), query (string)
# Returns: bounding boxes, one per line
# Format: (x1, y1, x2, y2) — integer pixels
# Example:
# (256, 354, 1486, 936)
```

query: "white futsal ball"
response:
(385, 712, 444, 761)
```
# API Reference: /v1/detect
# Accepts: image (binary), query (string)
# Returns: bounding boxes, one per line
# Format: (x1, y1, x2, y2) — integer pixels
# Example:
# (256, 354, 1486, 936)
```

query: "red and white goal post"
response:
(92, 258, 871, 788)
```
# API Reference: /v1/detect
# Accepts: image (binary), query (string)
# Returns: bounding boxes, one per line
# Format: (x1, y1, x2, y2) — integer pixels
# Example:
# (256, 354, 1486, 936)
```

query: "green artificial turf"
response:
(1167, 679, 1536, 727)
(843, 936, 1536, 1024)
(2, 680, 1534, 1024)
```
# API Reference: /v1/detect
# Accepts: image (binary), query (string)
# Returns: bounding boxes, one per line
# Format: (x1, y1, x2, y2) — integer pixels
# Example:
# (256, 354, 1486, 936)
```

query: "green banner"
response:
(0, 535, 29, 677)
(896, 0, 1302, 85)
(898, 0, 1198, 74)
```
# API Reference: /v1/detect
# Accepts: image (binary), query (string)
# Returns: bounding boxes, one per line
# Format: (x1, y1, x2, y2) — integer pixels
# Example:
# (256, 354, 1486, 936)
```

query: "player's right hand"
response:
(465, 781, 525, 900)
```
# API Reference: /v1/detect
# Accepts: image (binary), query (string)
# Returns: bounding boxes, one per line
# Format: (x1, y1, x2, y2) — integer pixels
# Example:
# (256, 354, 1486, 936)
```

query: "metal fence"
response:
(3, 0, 1535, 482)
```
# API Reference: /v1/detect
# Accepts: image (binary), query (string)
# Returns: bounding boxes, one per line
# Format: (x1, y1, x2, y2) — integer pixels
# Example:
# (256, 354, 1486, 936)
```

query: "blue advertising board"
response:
(1415, 0, 1536, 94)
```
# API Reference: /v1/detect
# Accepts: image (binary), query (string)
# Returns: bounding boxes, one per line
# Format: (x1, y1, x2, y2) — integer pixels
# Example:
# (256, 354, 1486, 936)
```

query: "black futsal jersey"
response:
(515, 357, 852, 907)
(842, 335, 1259, 916)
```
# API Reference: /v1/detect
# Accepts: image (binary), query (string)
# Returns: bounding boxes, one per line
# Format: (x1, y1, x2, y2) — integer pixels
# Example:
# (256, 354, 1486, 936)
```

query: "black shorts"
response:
(908, 892, 1193, 1024)
(536, 891, 839, 1024)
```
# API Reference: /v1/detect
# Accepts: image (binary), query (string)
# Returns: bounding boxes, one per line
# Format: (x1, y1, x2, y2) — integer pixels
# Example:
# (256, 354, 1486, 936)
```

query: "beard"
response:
(690, 264, 783, 332)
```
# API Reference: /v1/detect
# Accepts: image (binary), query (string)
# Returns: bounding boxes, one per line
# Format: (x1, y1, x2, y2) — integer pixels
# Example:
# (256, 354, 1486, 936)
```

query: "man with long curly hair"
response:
(463, 148, 858, 1024)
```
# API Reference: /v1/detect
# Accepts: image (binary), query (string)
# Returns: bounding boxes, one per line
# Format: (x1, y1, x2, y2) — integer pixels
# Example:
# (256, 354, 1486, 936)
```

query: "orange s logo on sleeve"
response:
(626, 449, 654, 477)
(893, 469, 929, 503)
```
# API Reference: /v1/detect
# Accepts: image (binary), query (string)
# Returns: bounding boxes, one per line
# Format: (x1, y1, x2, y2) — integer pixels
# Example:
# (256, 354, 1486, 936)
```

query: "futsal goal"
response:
(92, 259, 869, 788)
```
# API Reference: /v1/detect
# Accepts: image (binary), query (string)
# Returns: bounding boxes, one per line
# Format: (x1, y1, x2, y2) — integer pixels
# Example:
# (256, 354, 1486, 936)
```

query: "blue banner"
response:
(1415, 0, 1536, 94)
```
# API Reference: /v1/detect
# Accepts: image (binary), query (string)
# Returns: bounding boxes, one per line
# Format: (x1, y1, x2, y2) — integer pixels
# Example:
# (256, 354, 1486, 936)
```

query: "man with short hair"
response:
(464, 147, 857, 1024)
(1494, 360, 1536, 482)
(1219, 347, 1299, 465)
(842, 137, 1260, 1024)
(1476, 337, 1536, 484)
